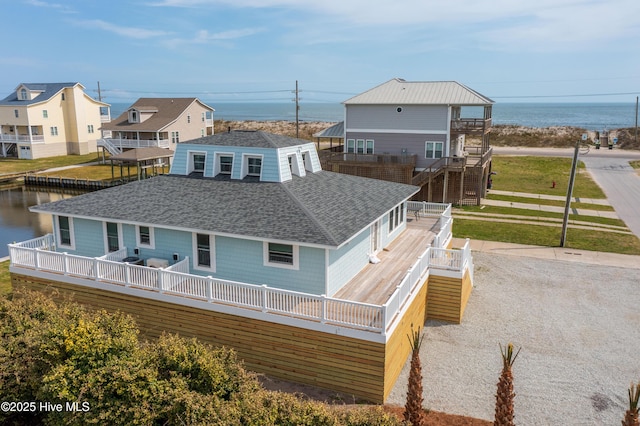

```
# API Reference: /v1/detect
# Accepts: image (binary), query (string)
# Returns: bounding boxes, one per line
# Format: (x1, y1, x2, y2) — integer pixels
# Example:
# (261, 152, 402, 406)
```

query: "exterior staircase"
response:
(97, 138, 122, 156)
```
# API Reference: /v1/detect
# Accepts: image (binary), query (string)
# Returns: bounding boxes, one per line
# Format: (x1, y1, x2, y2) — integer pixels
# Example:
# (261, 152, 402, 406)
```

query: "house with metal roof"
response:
(99, 97, 214, 155)
(9, 130, 475, 403)
(322, 78, 495, 205)
(0, 82, 110, 159)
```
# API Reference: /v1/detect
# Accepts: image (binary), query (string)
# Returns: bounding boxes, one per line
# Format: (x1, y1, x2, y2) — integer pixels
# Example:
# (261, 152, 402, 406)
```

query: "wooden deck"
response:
(334, 216, 439, 305)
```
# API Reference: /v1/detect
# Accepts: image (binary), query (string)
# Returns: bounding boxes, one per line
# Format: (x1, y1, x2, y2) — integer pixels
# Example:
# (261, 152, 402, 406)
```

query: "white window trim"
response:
(288, 153, 303, 177)
(365, 139, 374, 154)
(103, 222, 123, 254)
(214, 152, 234, 176)
(388, 203, 406, 235)
(192, 232, 216, 272)
(135, 225, 155, 249)
(425, 141, 444, 159)
(346, 139, 355, 153)
(301, 150, 314, 172)
(56, 215, 75, 250)
(188, 150, 207, 174)
(241, 154, 263, 179)
(263, 242, 299, 270)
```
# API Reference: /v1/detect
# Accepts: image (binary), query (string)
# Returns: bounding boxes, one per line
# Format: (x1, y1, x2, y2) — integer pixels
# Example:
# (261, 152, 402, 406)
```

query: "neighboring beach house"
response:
(322, 78, 494, 205)
(0, 82, 111, 159)
(9, 130, 474, 403)
(99, 97, 214, 155)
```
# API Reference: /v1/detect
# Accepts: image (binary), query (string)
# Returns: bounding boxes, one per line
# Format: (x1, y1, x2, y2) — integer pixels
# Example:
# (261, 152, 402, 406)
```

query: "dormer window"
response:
(189, 151, 206, 175)
(129, 110, 139, 123)
(219, 155, 233, 174)
(241, 155, 263, 179)
(20, 88, 27, 100)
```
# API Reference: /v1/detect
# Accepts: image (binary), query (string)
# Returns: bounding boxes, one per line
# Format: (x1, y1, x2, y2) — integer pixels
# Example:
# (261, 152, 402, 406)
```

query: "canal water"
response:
(0, 186, 83, 258)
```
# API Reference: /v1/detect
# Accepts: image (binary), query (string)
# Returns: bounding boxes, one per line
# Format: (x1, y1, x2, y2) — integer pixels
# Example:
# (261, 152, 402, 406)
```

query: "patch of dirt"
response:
(257, 375, 491, 425)
(384, 405, 492, 425)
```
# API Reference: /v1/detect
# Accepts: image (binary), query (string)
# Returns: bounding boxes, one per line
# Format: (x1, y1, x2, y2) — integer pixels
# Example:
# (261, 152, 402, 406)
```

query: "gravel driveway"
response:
(386, 252, 640, 425)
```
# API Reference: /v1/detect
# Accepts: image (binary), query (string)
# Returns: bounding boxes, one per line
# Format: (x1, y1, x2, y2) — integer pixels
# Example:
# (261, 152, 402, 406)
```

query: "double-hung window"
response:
(346, 139, 355, 153)
(50, 127, 58, 136)
(425, 141, 444, 159)
(264, 242, 298, 269)
(247, 157, 261, 176)
(136, 225, 154, 248)
(43, 110, 48, 118)
(190, 152, 206, 174)
(58, 216, 74, 248)
(106, 222, 120, 252)
(171, 131, 180, 143)
(193, 233, 215, 271)
(219, 155, 233, 174)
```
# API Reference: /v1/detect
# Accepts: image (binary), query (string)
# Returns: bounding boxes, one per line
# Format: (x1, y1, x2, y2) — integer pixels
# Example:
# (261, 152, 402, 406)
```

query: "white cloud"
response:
(72, 19, 172, 39)
(24, 0, 75, 13)
(163, 27, 264, 48)
(146, 0, 640, 52)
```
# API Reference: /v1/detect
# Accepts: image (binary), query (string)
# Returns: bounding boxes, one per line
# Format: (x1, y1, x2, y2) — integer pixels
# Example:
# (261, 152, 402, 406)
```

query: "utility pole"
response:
(97, 81, 103, 102)
(635, 96, 638, 145)
(294, 80, 300, 138)
(560, 135, 585, 247)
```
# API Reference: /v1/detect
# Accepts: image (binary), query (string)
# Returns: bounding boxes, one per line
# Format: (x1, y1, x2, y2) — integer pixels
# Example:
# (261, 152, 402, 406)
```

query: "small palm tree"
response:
(494, 343, 521, 426)
(404, 325, 425, 426)
(622, 382, 640, 426)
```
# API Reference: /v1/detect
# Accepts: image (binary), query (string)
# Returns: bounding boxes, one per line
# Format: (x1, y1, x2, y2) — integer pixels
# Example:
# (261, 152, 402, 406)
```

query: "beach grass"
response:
(0, 152, 106, 174)
(490, 156, 606, 198)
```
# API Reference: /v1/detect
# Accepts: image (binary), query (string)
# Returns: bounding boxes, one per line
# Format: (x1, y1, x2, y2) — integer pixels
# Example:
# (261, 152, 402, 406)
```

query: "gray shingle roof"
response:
(313, 121, 344, 139)
(187, 130, 304, 149)
(101, 98, 213, 132)
(0, 82, 87, 106)
(31, 172, 419, 247)
(343, 78, 494, 106)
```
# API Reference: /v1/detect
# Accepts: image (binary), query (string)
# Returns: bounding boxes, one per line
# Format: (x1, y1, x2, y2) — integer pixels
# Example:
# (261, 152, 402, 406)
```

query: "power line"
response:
(492, 91, 640, 99)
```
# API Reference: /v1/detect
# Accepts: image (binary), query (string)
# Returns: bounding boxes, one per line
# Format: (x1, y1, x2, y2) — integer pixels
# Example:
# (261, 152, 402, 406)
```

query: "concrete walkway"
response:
(483, 189, 618, 219)
(452, 237, 640, 269)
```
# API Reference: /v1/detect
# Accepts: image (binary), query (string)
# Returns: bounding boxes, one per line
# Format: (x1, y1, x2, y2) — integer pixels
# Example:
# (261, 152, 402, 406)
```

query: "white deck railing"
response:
(100, 138, 171, 150)
(407, 201, 452, 217)
(9, 231, 471, 336)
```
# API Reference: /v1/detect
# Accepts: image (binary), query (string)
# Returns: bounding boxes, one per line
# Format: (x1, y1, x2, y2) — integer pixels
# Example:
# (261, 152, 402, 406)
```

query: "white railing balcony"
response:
(102, 138, 171, 149)
(0, 134, 45, 143)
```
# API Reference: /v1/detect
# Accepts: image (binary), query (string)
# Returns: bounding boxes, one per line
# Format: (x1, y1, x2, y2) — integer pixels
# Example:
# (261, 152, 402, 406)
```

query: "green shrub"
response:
(0, 290, 407, 425)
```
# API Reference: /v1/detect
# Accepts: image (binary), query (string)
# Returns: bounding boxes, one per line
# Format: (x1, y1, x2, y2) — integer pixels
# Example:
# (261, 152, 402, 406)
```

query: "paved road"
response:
(493, 147, 640, 238)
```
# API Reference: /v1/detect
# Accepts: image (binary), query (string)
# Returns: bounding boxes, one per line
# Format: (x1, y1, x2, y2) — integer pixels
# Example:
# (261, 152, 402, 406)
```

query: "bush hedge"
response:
(0, 290, 406, 425)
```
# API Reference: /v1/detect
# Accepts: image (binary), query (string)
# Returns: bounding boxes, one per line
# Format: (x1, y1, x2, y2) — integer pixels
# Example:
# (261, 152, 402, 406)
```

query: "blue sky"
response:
(2, 0, 639, 104)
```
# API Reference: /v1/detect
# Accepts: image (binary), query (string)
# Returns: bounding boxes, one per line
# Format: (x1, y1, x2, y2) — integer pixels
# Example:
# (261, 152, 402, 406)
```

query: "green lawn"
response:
(0, 152, 106, 174)
(453, 219, 640, 255)
(485, 194, 614, 211)
(491, 156, 606, 198)
(458, 205, 627, 227)
(0, 260, 11, 296)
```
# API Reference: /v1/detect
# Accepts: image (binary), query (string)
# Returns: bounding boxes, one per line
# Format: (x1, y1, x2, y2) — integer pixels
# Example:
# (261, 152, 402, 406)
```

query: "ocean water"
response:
(108, 101, 638, 130)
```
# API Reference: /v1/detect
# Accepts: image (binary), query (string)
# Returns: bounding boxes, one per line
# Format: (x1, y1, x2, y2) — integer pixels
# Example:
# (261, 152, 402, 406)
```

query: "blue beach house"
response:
(10, 130, 474, 403)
